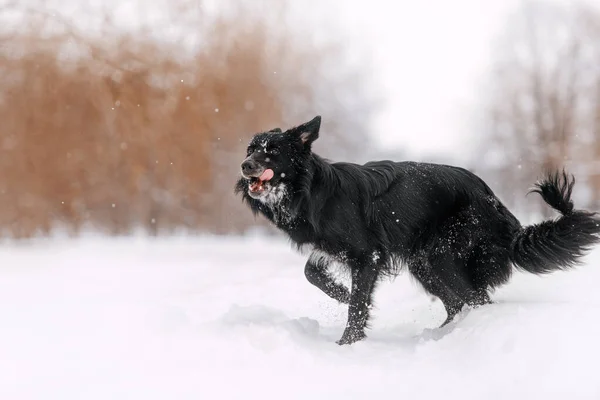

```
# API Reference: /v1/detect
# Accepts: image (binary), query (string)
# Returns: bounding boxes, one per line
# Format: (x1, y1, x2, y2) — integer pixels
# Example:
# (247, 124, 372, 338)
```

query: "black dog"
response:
(235, 115, 600, 345)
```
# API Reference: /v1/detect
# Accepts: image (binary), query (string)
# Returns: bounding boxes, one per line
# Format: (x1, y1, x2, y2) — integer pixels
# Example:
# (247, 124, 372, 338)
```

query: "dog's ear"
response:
(288, 116, 321, 147)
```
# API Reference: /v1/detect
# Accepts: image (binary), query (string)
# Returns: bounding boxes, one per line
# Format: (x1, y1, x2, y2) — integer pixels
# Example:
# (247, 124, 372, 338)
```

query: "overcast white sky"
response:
(323, 0, 522, 158)
(313, 0, 600, 159)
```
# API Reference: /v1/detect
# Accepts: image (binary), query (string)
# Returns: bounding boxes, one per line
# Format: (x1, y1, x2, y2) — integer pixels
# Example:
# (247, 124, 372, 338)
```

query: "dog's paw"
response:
(336, 328, 366, 345)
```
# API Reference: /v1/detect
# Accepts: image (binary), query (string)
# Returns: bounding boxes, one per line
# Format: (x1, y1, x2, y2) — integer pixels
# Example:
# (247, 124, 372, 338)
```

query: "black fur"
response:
(235, 116, 600, 345)
(511, 170, 600, 274)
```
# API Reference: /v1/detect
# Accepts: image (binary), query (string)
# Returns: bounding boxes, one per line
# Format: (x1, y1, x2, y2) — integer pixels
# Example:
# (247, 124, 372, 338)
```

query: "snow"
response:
(1, 234, 600, 399)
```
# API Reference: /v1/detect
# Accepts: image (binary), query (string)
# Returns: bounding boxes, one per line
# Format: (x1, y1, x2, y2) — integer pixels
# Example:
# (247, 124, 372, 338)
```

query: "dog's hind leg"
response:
(429, 252, 492, 318)
(408, 258, 465, 327)
(467, 243, 512, 297)
(304, 252, 350, 304)
(337, 257, 380, 345)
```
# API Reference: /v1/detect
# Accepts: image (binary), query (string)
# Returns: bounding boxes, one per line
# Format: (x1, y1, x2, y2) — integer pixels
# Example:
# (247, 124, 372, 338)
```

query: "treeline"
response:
(0, 1, 377, 238)
(476, 1, 600, 217)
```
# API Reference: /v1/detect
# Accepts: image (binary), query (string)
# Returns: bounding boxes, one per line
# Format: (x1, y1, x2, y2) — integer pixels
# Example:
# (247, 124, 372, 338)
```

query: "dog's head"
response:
(236, 115, 321, 201)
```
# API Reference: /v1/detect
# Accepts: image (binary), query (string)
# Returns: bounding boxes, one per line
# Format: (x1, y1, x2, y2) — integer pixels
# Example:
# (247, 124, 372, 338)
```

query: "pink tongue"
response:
(259, 169, 274, 181)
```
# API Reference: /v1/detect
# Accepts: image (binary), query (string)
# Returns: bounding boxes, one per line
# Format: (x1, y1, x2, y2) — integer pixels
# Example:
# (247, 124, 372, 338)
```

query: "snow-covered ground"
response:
(1, 234, 599, 399)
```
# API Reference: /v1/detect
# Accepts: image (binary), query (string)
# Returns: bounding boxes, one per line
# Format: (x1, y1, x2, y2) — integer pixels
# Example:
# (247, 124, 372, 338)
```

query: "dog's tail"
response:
(510, 170, 600, 274)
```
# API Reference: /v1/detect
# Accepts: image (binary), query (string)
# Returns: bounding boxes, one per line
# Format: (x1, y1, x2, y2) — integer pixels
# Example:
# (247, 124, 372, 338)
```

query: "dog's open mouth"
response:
(248, 169, 274, 194)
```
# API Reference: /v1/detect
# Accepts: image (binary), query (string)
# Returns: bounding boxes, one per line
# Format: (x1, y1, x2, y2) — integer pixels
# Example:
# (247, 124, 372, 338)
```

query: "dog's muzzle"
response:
(241, 157, 265, 179)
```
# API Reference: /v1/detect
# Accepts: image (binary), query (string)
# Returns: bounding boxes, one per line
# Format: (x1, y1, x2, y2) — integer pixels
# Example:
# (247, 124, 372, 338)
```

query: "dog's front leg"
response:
(337, 262, 379, 345)
(304, 255, 350, 304)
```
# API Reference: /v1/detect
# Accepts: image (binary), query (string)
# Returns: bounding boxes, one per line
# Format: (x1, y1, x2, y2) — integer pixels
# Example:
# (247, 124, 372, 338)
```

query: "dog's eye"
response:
(246, 147, 254, 156)
(268, 148, 280, 155)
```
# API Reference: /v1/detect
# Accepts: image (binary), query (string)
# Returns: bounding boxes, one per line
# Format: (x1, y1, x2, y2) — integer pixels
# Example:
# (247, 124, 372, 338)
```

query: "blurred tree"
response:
(0, 0, 380, 238)
(478, 1, 600, 217)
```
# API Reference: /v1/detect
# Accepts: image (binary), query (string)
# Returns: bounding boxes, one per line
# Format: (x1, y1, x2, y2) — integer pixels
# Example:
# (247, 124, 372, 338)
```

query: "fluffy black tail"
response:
(510, 170, 600, 274)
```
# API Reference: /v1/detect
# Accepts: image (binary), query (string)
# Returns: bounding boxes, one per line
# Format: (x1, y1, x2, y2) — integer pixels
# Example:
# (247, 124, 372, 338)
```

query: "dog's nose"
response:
(241, 159, 258, 175)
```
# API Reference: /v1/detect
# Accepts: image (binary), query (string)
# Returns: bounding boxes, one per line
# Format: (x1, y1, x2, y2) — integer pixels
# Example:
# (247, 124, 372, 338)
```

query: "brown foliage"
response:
(0, 2, 377, 238)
